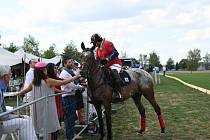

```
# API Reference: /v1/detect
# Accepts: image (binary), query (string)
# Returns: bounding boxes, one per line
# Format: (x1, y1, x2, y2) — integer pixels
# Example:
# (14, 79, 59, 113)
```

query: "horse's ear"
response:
(90, 45, 96, 51)
(81, 42, 85, 50)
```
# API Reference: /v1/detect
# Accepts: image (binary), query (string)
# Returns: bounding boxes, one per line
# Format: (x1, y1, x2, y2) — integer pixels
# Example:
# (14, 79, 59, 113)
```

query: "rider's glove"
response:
(100, 59, 108, 65)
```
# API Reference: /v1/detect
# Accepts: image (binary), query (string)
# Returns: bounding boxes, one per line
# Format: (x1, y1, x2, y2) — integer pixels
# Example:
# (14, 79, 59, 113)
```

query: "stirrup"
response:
(113, 92, 123, 100)
(119, 93, 122, 98)
(112, 96, 123, 103)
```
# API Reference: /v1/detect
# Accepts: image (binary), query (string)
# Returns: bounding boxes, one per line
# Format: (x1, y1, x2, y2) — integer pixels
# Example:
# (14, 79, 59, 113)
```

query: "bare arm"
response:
(18, 83, 33, 96)
(48, 75, 80, 87)
(54, 87, 62, 93)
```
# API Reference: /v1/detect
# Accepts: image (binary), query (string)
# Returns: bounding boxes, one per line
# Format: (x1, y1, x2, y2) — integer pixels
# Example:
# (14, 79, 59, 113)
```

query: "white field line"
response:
(165, 75, 210, 95)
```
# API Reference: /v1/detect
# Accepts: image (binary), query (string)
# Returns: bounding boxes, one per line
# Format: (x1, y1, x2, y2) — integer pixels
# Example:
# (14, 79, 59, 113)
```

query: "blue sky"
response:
(1, 0, 210, 64)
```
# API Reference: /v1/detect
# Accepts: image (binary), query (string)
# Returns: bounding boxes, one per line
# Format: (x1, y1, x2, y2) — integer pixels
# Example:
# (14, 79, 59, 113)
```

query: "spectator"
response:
(153, 66, 160, 84)
(59, 57, 84, 140)
(73, 62, 85, 125)
(147, 65, 154, 74)
(0, 65, 37, 140)
(46, 63, 64, 121)
(46, 63, 64, 139)
(163, 66, 166, 76)
(55, 65, 61, 78)
(23, 59, 37, 103)
(18, 62, 80, 140)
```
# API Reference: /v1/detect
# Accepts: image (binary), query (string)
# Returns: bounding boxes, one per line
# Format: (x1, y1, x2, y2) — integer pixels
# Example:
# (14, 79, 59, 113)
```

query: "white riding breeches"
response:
(109, 64, 122, 73)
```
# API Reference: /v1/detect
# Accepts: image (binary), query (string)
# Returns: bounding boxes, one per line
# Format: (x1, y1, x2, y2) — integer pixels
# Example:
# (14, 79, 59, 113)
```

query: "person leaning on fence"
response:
(0, 64, 37, 140)
(17, 62, 81, 140)
(59, 56, 85, 140)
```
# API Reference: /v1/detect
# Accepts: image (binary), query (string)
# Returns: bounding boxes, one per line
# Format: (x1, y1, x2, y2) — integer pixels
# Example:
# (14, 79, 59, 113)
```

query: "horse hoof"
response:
(160, 132, 165, 138)
(138, 129, 145, 134)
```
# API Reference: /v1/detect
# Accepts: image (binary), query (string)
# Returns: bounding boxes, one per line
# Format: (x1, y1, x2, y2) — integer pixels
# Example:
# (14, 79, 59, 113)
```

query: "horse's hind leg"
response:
(132, 93, 146, 134)
(143, 88, 165, 134)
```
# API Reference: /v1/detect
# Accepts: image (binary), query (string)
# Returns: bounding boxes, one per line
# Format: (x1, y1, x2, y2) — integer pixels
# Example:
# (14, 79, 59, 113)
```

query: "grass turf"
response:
(167, 72, 210, 90)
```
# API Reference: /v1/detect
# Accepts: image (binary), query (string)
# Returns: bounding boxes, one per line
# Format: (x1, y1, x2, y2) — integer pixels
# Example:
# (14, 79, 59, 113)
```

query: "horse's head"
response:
(80, 42, 96, 77)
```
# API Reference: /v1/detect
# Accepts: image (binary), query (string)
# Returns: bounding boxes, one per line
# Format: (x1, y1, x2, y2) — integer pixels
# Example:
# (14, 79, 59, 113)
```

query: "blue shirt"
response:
(0, 81, 6, 114)
(0, 88, 6, 115)
(0, 82, 18, 121)
(0, 81, 6, 91)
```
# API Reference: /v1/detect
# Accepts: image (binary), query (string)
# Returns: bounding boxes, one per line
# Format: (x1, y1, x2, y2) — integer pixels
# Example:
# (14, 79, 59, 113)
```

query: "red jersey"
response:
(96, 39, 122, 67)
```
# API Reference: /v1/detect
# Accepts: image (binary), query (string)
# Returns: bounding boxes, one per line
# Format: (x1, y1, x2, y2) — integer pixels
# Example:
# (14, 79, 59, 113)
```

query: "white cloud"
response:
(179, 28, 210, 42)
(18, 0, 70, 21)
(141, 9, 168, 20)
(175, 13, 194, 25)
(201, 5, 210, 19)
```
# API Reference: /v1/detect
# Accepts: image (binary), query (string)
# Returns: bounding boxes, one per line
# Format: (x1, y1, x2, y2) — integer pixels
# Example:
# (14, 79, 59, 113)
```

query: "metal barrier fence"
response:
(0, 89, 90, 140)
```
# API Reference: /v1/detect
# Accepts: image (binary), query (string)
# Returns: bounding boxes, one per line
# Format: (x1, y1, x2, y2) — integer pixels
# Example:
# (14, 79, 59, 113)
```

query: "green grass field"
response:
(167, 72, 210, 90)
(82, 75, 210, 140)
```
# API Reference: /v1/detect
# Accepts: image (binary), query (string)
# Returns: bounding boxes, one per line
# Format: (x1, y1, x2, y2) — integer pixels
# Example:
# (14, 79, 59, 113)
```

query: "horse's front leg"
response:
(104, 104, 112, 140)
(94, 104, 105, 140)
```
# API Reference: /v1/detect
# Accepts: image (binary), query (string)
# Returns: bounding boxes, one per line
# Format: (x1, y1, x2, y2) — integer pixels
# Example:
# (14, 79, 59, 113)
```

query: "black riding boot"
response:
(112, 69, 123, 101)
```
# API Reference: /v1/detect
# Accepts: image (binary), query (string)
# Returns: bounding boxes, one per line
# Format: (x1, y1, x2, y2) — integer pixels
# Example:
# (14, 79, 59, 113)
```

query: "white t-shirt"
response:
(163, 66, 166, 71)
(23, 68, 34, 97)
(59, 69, 82, 97)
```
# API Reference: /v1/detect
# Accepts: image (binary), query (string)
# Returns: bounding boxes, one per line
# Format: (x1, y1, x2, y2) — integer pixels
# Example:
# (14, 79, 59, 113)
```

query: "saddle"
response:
(102, 67, 131, 87)
(119, 70, 131, 86)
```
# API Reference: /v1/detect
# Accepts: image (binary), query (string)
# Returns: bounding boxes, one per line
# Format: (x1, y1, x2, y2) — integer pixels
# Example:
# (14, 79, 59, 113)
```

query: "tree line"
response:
(165, 49, 210, 71)
(1, 35, 81, 62)
(138, 49, 210, 71)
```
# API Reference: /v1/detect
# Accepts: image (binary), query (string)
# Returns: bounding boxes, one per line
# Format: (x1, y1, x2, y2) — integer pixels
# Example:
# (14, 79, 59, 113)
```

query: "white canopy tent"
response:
(1, 48, 78, 66)
(42, 55, 62, 65)
(0, 47, 22, 66)
(14, 49, 40, 64)
(14, 49, 62, 65)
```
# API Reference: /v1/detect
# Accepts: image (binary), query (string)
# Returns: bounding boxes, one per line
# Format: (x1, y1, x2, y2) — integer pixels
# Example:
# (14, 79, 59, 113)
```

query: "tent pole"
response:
(23, 54, 26, 83)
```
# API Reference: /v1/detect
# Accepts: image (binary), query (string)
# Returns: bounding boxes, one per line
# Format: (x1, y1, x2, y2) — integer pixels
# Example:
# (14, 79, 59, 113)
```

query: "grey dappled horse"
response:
(80, 42, 165, 140)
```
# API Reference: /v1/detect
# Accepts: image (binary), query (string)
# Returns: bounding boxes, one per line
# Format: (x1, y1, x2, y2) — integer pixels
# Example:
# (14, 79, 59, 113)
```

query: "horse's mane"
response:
(83, 48, 93, 52)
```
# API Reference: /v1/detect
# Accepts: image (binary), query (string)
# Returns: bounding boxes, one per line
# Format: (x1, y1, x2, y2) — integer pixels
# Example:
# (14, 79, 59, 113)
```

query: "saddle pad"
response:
(119, 70, 131, 86)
